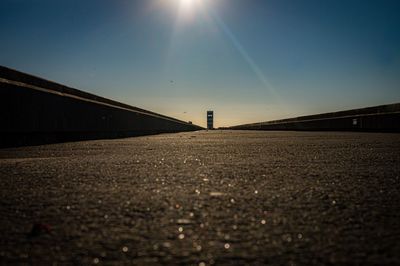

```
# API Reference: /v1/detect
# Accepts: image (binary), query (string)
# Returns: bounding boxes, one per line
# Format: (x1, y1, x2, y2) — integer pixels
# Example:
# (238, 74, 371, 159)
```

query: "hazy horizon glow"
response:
(1, 0, 399, 127)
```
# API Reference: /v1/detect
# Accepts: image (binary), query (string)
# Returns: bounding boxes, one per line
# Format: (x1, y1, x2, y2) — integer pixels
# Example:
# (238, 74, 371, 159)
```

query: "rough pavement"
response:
(0, 130, 399, 265)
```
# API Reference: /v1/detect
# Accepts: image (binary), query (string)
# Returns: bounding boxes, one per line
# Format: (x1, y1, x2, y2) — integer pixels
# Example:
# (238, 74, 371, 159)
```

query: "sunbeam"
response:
(160, 0, 280, 100)
(208, 8, 280, 100)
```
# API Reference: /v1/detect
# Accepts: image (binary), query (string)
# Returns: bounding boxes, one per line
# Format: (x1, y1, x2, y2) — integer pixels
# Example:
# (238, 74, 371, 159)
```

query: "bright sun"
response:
(155, 0, 207, 22)
(176, 0, 203, 19)
(180, 0, 195, 6)
(179, 0, 197, 10)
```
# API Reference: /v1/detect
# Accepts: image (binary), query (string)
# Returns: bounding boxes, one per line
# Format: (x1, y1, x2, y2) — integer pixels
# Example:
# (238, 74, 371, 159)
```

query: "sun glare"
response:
(154, 0, 209, 18)
(180, 0, 195, 6)
(179, 0, 199, 12)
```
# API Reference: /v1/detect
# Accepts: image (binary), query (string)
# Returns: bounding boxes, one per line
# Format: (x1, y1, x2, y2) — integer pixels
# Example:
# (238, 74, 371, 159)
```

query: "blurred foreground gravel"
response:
(0, 130, 399, 265)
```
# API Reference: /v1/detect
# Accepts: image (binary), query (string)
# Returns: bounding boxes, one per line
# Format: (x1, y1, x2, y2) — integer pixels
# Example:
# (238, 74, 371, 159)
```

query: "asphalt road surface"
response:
(0, 130, 399, 265)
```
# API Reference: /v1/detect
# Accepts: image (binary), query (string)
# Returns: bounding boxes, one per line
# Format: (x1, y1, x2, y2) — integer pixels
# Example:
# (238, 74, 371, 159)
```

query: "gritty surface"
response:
(0, 130, 400, 265)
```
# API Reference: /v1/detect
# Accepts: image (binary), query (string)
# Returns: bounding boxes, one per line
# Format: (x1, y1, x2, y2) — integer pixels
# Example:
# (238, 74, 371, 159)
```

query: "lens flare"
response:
(180, 0, 195, 7)
(178, 0, 201, 17)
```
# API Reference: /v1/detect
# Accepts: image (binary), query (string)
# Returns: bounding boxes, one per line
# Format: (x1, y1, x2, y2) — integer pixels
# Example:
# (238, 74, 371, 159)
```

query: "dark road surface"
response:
(1, 130, 400, 265)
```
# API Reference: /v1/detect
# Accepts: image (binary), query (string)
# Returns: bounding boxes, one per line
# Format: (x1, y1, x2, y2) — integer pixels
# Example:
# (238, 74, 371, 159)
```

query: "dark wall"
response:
(0, 66, 202, 148)
(229, 104, 400, 132)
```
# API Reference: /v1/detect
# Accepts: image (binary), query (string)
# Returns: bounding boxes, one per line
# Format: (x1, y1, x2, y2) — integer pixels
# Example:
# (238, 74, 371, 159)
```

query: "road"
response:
(0, 130, 399, 265)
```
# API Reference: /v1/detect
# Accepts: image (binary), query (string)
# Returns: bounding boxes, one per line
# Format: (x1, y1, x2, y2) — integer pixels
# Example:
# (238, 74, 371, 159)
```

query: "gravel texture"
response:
(0, 130, 399, 265)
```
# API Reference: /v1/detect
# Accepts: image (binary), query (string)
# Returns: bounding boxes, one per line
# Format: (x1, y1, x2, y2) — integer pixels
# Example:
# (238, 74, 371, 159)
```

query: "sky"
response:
(1, 0, 399, 127)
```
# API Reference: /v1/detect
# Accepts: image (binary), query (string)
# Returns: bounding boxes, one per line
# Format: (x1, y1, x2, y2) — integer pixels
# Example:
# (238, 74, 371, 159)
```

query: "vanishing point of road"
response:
(0, 130, 399, 265)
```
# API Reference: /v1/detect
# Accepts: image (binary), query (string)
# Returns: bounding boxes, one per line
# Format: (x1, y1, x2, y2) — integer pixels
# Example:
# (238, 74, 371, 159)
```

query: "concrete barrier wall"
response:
(0, 66, 202, 147)
(229, 103, 400, 132)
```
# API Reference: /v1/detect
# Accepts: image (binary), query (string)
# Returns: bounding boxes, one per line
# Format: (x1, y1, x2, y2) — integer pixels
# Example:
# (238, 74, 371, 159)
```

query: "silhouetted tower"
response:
(207, 111, 214, 129)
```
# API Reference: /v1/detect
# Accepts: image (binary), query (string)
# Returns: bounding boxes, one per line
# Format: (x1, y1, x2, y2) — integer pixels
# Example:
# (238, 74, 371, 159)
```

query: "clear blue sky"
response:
(1, 0, 399, 127)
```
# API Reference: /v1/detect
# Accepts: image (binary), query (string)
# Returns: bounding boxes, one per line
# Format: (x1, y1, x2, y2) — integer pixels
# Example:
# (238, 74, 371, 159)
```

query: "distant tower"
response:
(207, 110, 214, 129)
